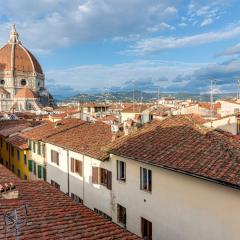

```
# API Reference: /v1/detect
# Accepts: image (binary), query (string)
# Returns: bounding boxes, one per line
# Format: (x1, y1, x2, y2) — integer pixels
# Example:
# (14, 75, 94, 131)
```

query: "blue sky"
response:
(0, 0, 240, 96)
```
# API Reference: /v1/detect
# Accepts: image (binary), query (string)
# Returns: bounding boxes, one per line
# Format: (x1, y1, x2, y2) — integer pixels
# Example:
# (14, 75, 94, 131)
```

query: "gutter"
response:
(67, 149, 70, 195)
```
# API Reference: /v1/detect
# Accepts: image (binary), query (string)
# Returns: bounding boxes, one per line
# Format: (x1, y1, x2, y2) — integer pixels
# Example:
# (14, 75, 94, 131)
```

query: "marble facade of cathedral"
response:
(0, 25, 53, 112)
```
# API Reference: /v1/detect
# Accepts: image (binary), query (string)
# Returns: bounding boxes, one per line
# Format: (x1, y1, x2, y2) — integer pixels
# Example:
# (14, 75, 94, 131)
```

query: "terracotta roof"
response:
(0, 43, 43, 74)
(15, 87, 37, 99)
(0, 165, 140, 240)
(198, 102, 221, 110)
(44, 122, 113, 160)
(0, 121, 39, 138)
(5, 134, 28, 150)
(121, 104, 150, 113)
(22, 119, 84, 141)
(108, 115, 240, 189)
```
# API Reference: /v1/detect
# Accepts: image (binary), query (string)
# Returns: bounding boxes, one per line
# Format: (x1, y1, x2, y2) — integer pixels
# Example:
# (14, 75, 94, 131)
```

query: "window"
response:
(17, 150, 20, 161)
(43, 167, 46, 181)
(6, 142, 8, 150)
(12, 164, 14, 173)
(28, 160, 33, 172)
(24, 175, 27, 180)
(117, 160, 126, 181)
(33, 162, 37, 175)
(71, 193, 83, 204)
(70, 158, 82, 176)
(11, 145, 14, 158)
(42, 144, 45, 157)
(21, 79, 27, 86)
(51, 150, 59, 165)
(17, 169, 21, 178)
(100, 168, 108, 186)
(33, 142, 36, 153)
(92, 166, 99, 184)
(117, 204, 126, 227)
(51, 180, 60, 190)
(24, 154, 27, 165)
(38, 165, 42, 179)
(0, 79, 5, 85)
(140, 167, 152, 192)
(94, 208, 112, 221)
(28, 140, 31, 150)
(37, 142, 41, 155)
(141, 217, 152, 240)
(0, 138, 2, 148)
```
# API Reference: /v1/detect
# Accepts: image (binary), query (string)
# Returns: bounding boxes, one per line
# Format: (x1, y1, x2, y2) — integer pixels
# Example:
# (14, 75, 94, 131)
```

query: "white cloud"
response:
(147, 22, 175, 32)
(200, 18, 213, 27)
(0, 0, 179, 52)
(126, 25, 240, 54)
(45, 60, 204, 91)
(218, 43, 240, 56)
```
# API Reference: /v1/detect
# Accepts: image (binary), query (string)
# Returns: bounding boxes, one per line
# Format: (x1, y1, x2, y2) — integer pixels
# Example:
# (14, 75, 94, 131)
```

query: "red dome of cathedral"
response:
(0, 25, 43, 74)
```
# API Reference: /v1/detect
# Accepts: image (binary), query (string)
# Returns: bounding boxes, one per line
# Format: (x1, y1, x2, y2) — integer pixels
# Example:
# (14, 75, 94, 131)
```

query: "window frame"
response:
(117, 160, 126, 181)
(51, 150, 59, 166)
(140, 167, 152, 192)
(117, 204, 127, 227)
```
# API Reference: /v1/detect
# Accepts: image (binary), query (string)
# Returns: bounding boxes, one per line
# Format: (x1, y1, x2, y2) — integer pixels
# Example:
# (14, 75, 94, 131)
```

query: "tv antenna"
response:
(3, 204, 28, 240)
(236, 79, 240, 99)
(210, 79, 217, 126)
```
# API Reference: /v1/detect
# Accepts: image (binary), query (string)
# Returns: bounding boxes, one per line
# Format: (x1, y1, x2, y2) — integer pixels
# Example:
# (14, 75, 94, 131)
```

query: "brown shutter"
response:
(70, 158, 74, 172)
(79, 161, 83, 177)
(56, 152, 59, 165)
(51, 150, 53, 162)
(92, 167, 99, 184)
(107, 171, 112, 190)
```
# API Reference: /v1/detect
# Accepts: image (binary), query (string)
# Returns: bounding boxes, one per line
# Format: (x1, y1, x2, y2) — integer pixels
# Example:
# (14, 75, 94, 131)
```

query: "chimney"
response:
(0, 182, 19, 199)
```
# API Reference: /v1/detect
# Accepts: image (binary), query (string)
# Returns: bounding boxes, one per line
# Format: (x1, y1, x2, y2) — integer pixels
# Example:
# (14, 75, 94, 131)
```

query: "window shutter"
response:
(117, 160, 119, 180)
(43, 167, 46, 181)
(51, 150, 53, 162)
(107, 171, 112, 190)
(79, 161, 83, 177)
(38, 165, 42, 179)
(33, 162, 37, 175)
(28, 160, 32, 172)
(70, 158, 74, 172)
(56, 152, 59, 165)
(92, 167, 99, 184)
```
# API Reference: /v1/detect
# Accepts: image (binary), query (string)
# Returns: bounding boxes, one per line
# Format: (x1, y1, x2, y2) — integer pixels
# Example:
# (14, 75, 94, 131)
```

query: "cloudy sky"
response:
(0, 0, 240, 96)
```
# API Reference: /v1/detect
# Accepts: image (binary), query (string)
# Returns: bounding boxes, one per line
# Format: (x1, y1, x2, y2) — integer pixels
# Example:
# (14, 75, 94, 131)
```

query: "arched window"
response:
(0, 79, 5, 85)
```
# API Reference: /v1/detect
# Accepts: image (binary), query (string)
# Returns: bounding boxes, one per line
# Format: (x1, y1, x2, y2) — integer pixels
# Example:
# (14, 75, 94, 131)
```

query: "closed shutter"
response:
(43, 167, 46, 181)
(28, 160, 32, 172)
(33, 162, 36, 175)
(79, 161, 83, 176)
(56, 152, 59, 165)
(38, 165, 42, 179)
(92, 167, 99, 184)
(70, 158, 74, 172)
(107, 171, 112, 190)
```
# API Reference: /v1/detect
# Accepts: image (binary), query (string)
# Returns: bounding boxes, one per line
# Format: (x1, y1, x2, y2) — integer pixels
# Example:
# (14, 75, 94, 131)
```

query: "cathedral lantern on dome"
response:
(0, 25, 54, 112)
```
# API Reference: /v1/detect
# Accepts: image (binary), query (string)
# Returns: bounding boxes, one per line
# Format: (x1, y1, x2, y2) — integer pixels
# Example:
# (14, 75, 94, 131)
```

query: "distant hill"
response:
(55, 90, 236, 103)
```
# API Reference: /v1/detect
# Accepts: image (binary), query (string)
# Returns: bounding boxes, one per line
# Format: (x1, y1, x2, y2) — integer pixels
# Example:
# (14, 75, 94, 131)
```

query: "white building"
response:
(44, 121, 115, 219)
(107, 115, 240, 240)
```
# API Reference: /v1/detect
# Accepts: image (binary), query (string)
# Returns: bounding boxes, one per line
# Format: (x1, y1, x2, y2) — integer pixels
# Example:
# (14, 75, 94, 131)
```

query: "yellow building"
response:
(1, 134, 30, 180)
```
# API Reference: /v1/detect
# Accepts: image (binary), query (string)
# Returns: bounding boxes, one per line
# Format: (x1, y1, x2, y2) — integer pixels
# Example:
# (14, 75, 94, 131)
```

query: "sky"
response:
(0, 0, 240, 97)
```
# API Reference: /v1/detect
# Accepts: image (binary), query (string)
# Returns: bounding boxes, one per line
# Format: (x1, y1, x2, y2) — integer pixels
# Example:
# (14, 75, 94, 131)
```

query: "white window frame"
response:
(117, 160, 126, 181)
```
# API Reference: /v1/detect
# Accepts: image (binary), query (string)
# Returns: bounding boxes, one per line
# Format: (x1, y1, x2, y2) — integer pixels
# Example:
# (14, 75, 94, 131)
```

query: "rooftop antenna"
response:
(157, 87, 160, 107)
(210, 79, 216, 127)
(236, 79, 240, 100)
(4, 204, 28, 240)
(132, 84, 135, 113)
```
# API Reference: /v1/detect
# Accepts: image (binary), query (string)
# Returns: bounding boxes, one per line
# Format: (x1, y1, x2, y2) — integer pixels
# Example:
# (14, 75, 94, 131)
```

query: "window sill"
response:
(140, 189, 152, 194)
(117, 179, 126, 184)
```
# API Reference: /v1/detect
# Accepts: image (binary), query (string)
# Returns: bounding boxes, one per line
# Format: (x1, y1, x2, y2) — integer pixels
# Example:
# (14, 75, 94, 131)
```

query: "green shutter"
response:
(38, 165, 42, 179)
(33, 162, 36, 175)
(43, 167, 46, 181)
(28, 160, 33, 172)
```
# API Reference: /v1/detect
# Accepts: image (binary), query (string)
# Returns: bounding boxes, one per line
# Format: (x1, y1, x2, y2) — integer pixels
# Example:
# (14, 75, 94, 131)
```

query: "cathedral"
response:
(0, 25, 53, 112)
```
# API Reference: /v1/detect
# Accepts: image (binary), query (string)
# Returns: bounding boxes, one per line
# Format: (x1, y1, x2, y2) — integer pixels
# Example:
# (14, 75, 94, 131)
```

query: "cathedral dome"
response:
(0, 25, 43, 74)
(15, 87, 37, 99)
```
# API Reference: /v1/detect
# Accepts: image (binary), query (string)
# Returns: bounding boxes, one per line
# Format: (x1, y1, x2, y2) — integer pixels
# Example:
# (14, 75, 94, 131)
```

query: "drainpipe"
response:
(82, 155, 85, 203)
(67, 149, 70, 196)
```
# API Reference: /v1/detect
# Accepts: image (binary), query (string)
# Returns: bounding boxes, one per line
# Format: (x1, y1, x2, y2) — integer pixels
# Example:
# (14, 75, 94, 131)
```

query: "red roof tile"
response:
(0, 165, 140, 240)
(44, 122, 114, 160)
(15, 87, 37, 99)
(108, 115, 240, 189)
